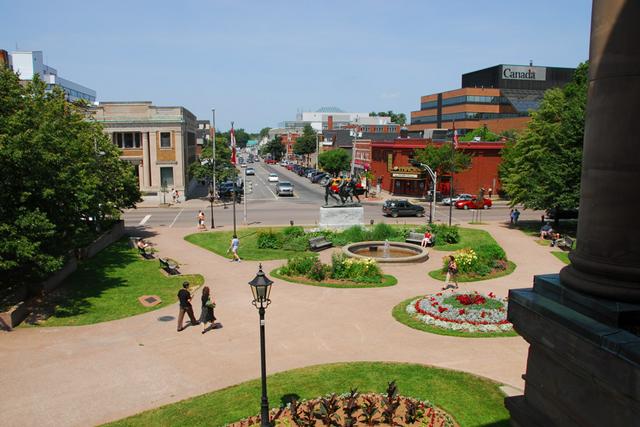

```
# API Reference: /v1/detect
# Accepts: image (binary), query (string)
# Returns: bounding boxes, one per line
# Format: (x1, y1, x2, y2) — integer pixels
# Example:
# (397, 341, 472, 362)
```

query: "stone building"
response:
(91, 101, 198, 198)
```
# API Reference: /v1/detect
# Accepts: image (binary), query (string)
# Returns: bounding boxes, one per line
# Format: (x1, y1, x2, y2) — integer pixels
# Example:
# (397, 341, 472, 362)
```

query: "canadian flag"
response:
(230, 123, 237, 165)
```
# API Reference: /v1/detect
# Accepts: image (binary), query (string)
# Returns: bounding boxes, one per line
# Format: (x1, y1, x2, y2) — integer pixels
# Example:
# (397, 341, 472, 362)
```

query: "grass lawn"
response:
(22, 239, 204, 327)
(271, 268, 397, 288)
(103, 362, 510, 427)
(393, 297, 518, 338)
(552, 251, 570, 264)
(513, 219, 578, 239)
(433, 227, 497, 252)
(428, 261, 517, 282)
(185, 228, 306, 261)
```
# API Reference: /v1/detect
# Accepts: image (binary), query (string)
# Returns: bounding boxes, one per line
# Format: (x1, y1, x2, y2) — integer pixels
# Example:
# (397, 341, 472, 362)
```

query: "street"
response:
(124, 161, 544, 229)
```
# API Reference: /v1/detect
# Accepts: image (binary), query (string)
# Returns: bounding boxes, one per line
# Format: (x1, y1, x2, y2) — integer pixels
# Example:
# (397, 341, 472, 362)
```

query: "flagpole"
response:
(449, 120, 456, 226)
(231, 121, 237, 237)
(211, 108, 216, 229)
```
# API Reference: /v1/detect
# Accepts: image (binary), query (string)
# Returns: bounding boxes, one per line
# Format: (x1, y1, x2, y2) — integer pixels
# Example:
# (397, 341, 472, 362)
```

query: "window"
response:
(112, 132, 142, 149)
(160, 167, 174, 187)
(160, 132, 171, 148)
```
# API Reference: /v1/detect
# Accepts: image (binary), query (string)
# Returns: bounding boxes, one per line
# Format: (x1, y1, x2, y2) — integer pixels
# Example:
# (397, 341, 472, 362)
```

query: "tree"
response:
(259, 135, 286, 161)
(460, 125, 500, 142)
(189, 133, 235, 184)
(293, 124, 317, 165)
(499, 62, 587, 213)
(370, 110, 407, 125)
(413, 143, 472, 196)
(217, 128, 250, 148)
(0, 67, 140, 293)
(259, 127, 272, 139)
(318, 149, 351, 176)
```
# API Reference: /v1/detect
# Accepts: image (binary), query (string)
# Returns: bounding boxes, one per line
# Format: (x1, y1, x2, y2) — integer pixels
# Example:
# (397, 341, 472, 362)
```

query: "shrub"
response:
(332, 253, 382, 283)
(256, 229, 281, 249)
(432, 224, 460, 244)
(371, 223, 397, 240)
(281, 235, 309, 251)
(341, 225, 370, 243)
(475, 243, 506, 264)
(282, 226, 305, 238)
(281, 254, 318, 276)
(308, 259, 328, 281)
(446, 248, 479, 273)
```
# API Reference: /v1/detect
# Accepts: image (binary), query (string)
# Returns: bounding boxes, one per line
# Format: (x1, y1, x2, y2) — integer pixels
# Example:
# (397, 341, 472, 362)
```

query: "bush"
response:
(281, 254, 318, 276)
(282, 235, 309, 251)
(308, 259, 328, 281)
(370, 223, 397, 241)
(444, 245, 507, 277)
(341, 226, 369, 243)
(256, 229, 281, 249)
(433, 224, 460, 244)
(332, 253, 382, 283)
(282, 226, 305, 239)
(475, 243, 506, 264)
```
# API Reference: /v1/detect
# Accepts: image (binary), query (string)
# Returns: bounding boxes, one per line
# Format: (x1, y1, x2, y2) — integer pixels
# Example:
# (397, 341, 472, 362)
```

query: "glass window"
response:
(112, 132, 141, 149)
(160, 167, 174, 187)
(160, 132, 171, 148)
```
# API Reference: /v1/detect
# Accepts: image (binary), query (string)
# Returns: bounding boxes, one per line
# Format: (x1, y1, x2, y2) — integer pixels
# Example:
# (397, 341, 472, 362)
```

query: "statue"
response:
(323, 177, 340, 206)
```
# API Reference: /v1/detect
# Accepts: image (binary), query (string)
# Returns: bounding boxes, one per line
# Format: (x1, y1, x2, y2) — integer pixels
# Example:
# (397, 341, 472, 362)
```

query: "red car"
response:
(455, 197, 492, 210)
(265, 159, 277, 164)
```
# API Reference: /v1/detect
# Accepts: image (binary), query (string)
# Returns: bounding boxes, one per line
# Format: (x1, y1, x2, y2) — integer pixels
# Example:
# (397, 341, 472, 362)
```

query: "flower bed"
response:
(405, 292, 513, 334)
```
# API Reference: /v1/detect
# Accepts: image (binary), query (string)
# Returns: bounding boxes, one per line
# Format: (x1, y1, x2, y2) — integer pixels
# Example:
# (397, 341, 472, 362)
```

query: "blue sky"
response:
(0, 0, 592, 132)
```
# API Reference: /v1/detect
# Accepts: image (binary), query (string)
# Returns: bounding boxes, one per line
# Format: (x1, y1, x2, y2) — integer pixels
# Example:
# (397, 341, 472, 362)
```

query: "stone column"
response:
(142, 131, 151, 189)
(560, 0, 640, 302)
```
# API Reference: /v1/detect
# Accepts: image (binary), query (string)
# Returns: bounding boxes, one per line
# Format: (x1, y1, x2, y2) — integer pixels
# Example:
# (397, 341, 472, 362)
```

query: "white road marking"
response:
(253, 170, 278, 200)
(138, 214, 151, 226)
(169, 208, 184, 228)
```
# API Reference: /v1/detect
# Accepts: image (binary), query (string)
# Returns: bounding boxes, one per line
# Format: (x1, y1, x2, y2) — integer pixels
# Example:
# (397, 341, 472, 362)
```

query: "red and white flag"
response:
(230, 123, 237, 165)
(452, 121, 459, 149)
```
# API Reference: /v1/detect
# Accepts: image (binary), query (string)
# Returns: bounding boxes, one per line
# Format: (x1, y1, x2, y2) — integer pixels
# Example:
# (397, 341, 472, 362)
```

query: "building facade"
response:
(10, 51, 96, 103)
(91, 102, 198, 197)
(409, 63, 575, 135)
(196, 119, 211, 157)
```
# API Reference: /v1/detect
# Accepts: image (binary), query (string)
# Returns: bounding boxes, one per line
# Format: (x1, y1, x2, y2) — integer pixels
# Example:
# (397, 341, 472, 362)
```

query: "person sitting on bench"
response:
(137, 238, 151, 251)
(540, 223, 554, 240)
(421, 230, 433, 247)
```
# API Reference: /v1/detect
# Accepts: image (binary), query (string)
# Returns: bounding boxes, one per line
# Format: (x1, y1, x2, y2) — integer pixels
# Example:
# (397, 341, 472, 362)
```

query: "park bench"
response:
(406, 231, 435, 247)
(555, 236, 574, 251)
(138, 245, 154, 259)
(309, 236, 333, 252)
(159, 258, 180, 275)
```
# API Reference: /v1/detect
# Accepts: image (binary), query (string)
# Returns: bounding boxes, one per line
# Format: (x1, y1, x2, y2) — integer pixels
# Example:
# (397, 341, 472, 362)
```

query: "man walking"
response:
(177, 282, 198, 331)
(229, 234, 241, 262)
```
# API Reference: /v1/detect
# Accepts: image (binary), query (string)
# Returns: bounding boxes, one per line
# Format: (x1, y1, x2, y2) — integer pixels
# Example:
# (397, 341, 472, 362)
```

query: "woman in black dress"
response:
(200, 286, 216, 333)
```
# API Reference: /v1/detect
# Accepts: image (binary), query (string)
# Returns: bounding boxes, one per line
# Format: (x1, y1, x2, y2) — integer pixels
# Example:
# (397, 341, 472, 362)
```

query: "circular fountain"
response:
(343, 240, 429, 263)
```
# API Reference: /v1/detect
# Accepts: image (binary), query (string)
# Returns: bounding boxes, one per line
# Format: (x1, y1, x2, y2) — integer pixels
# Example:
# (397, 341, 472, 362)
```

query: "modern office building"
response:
(409, 63, 575, 135)
(10, 51, 96, 103)
(91, 102, 198, 198)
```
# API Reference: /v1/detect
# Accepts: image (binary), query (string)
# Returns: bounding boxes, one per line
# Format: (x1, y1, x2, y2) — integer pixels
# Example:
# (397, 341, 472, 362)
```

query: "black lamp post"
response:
(208, 188, 216, 229)
(248, 264, 273, 427)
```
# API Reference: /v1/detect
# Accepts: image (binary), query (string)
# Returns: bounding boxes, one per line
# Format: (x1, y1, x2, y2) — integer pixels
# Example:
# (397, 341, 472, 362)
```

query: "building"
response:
(409, 63, 575, 135)
(91, 101, 198, 197)
(369, 138, 504, 197)
(280, 106, 399, 132)
(196, 120, 211, 157)
(10, 51, 96, 103)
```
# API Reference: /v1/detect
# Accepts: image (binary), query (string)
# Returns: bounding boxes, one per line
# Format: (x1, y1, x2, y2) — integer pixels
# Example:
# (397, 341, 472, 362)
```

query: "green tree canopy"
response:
(369, 111, 407, 125)
(499, 62, 588, 212)
(413, 143, 472, 175)
(460, 125, 500, 142)
(189, 134, 235, 184)
(259, 135, 286, 161)
(293, 124, 317, 164)
(318, 149, 351, 176)
(259, 127, 272, 139)
(0, 67, 140, 293)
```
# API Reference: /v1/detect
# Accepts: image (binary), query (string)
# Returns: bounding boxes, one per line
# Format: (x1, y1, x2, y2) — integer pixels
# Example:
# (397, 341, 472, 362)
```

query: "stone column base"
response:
(319, 205, 364, 230)
(506, 275, 640, 427)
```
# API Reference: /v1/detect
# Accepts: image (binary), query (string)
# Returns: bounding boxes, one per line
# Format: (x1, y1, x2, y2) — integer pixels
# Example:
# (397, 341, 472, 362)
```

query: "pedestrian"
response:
(442, 255, 459, 290)
(228, 234, 241, 262)
(177, 281, 198, 332)
(510, 209, 515, 225)
(488, 187, 493, 199)
(480, 187, 486, 198)
(175, 189, 181, 203)
(197, 210, 206, 230)
(513, 208, 520, 225)
(199, 286, 217, 334)
(171, 188, 177, 204)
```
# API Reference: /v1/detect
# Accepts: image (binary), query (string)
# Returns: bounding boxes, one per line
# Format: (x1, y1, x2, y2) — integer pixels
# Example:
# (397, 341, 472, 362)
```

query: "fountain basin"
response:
(343, 241, 429, 263)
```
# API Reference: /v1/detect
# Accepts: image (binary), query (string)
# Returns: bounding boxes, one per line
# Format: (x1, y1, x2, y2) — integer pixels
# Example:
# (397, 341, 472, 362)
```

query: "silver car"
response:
(441, 193, 473, 205)
(276, 181, 294, 196)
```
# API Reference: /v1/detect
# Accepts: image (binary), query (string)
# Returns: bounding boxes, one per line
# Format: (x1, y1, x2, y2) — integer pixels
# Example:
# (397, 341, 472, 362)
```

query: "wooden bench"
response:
(309, 236, 333, 252)
(138, 246, 154, 259)
(406, 231, 435, 247)
(555, 236, 574, 251)
(159, 258, 180, 275)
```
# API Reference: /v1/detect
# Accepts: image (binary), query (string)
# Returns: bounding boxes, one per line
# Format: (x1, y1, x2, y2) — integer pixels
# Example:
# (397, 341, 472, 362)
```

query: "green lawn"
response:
(22, 239, 204, 327)
(513, 219, 578, 239)
(392, 297, 518, 338)
(103, 362, 510, 427)
(271, 268, 397, 288)
(552, 251, 570, 264)
(185, 228, 306, 261)
(428, 261, 517, 282)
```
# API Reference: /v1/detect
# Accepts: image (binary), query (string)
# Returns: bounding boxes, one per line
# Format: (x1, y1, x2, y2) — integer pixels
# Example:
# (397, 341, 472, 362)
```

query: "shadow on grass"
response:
(504, 219, 577, 238)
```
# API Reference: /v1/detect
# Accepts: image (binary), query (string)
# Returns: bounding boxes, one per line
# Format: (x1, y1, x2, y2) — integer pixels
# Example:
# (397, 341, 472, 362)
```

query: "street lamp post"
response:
(208, 190, 215, 229)
(410, 160, 437, 224)
(212, 109, 217, 202)
(248, 264, 274, 427)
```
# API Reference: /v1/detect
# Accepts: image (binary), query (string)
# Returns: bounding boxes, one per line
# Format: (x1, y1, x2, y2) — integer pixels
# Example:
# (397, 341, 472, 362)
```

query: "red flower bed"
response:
(456, 294, 486, 306)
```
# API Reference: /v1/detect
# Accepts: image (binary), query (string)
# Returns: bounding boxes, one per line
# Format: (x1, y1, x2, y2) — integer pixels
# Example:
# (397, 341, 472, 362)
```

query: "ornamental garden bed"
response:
(272, 253, 397, 288)
(103, 362, 510, 426)
(393, 292, 517, 338)
(229, 382, 457, 427)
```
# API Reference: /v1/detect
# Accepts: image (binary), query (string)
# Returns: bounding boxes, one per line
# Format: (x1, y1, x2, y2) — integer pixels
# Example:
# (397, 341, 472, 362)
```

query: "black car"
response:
(310, 172, 328, 183)
(382, 199, 425, 218)
(218, 182, 242, 202)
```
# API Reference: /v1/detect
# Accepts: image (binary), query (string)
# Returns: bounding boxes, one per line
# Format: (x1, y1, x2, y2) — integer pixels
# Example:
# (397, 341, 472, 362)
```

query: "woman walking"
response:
(199, 286, 217, 334)
(442, 255, 459, 290)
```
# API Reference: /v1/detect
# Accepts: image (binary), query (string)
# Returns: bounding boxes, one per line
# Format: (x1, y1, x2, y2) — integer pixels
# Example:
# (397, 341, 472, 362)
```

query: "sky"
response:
(0, 0, 592, 132)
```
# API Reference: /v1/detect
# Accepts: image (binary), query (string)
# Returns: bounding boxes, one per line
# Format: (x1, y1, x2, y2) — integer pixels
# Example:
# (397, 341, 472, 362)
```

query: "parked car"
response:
(218, 181, 241, 202)
(245, 167, 255, 176)
(382, 199, 425, 218)
(455, 197, 492, 210)
(276, 181, 294, 196)
(265, 159, 277, 164)
(442, 193, 473, 205)
(310, 172, 328, 183)
(306, 169, 318, 179)
(268, 173, 279, 182)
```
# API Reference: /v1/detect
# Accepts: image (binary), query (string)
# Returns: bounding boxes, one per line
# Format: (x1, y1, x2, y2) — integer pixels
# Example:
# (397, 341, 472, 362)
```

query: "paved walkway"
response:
(0, 221, 566, 427)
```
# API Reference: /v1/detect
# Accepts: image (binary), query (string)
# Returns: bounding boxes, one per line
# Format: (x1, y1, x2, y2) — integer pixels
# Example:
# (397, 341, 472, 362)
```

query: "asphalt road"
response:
(124, 162, 544, 229)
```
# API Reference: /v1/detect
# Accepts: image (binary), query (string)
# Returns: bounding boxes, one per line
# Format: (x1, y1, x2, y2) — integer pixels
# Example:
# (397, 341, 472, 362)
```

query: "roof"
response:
(316, 106, 344, 113)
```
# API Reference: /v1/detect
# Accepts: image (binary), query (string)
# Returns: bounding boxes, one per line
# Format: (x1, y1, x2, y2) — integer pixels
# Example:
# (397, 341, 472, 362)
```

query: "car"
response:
(240, 163, 247, 168)
(276, 181, 294, 196)
(217, 182, 241, 202)
(306, 169, 318, 179)
(268, 173, 279, 182)
(455, 197, 492, 210)
(382, 199, 425, 218)
(311, 172, 328, 183)
(441, 193, 474, 205)
(265, 159, 277, 164)
(245, 167, 255, 176)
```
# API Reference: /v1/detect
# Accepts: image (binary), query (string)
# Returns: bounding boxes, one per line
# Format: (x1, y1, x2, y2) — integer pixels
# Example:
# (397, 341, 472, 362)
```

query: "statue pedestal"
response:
(506, 275, 640, 427)
(319, 205, 364, 230)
